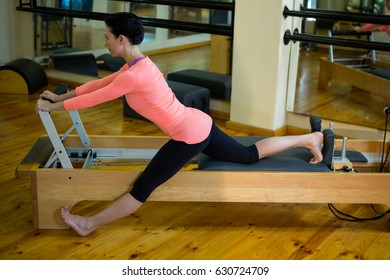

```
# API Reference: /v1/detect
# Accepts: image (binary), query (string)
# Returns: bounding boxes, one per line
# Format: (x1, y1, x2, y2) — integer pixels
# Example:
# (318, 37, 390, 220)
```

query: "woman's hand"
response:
(36, 89, 68, 114)
(35, 99, 53, 114)
(40, 90, 60, 103)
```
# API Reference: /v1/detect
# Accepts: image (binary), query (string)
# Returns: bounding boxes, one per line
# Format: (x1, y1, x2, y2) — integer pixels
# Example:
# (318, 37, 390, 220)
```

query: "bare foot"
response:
(61, 206, 96, 236)
(309, 132, 323, 164)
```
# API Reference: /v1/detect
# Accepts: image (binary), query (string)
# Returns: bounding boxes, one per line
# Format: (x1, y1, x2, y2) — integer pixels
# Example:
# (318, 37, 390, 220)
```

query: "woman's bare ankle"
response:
(308, 132, 323, 164)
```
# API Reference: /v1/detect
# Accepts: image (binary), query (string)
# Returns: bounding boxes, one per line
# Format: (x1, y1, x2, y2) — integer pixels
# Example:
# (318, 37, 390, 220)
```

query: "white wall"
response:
(230, 0, 301, 131)
(0, 0, 35, 64)
(0, 1, 12, 64)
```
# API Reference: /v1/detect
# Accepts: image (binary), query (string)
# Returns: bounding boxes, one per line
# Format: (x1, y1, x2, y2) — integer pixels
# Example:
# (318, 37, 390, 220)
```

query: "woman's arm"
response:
(361, 23, 380, 33)
(75, 67, 124, 96)
(36, 67, 125, 112)
(63, 71, 137, 111)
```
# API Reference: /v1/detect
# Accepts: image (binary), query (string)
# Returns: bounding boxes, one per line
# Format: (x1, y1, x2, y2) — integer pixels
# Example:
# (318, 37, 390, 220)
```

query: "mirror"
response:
(33, 0, 233, 63)
(293, 0, 390, 130)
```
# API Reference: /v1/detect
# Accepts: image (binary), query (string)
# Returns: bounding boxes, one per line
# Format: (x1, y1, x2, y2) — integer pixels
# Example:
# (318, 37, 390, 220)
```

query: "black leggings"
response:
(130, 123, 259, 202)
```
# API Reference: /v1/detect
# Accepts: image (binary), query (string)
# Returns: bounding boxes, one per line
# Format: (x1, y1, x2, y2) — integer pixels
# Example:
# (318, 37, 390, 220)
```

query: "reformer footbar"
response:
(327, 30, 376, 65)
(38, 84, 90, 168)
(39, 108, 160, 169)
(39, 110, 91, 168)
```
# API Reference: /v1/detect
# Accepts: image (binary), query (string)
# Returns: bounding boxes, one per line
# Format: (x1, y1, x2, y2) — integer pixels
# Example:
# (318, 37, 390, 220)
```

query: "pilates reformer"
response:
(327, 30, 377, 65)
(319, 29, 390, 97)
(283, 6, 390, 98)
(283, 28, 390, 98)
(16, 85, 390, 230)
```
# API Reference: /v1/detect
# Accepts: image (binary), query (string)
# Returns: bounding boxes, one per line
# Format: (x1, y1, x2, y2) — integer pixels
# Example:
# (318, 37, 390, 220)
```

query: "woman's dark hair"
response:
(105, 13, 144, 45)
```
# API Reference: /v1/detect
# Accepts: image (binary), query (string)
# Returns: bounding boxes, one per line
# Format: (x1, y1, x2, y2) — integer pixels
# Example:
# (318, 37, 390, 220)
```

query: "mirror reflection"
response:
(295, 0, 390, 130)
(33, 1, 389, 130)
(34, 1, 232, 60)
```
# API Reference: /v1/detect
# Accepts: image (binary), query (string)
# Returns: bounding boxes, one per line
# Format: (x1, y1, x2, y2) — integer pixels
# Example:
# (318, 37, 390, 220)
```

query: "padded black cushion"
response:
(50, 53, 99, 77)
(123, 80, 210, 121)
(167, 69, 232, 101)
(333, 150, 367, 162)
(169, 80, 210, 113)
(366, 68, 390, 80)
(96, 53, 126, 72)
(198, 136, 330, 172)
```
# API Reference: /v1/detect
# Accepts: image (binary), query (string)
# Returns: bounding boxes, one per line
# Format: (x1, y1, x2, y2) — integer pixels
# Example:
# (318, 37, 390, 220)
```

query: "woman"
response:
(36, 13, 323, 236)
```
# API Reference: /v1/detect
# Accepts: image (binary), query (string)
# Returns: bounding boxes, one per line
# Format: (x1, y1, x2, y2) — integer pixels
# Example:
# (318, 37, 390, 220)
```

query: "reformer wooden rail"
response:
(16, 109, 390, 230)
(318, 57, 390, 98)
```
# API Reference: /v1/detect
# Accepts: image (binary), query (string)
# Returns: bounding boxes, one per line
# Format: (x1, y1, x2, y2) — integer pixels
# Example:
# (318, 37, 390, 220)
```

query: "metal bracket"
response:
(332, 136, 353, 171)
(39, 110, 90, 168)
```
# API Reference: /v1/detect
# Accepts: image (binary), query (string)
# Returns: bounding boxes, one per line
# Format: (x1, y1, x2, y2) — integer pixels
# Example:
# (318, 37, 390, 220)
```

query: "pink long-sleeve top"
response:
(63, 57, 212, 144)
(361, 12, 390, 36)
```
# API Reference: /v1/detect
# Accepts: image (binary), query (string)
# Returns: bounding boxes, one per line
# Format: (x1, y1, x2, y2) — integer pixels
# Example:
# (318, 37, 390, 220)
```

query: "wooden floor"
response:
(0, 46, 389, 260)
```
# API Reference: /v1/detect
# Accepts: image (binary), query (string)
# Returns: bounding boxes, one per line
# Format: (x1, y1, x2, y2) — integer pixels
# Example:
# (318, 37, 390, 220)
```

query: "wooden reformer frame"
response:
(16, 109, 390, 230)
(318, 57, 390, 98)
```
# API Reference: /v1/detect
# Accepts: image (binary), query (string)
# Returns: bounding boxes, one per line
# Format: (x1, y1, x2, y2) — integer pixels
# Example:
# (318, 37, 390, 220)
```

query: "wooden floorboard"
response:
(0, 47, 389, 260)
